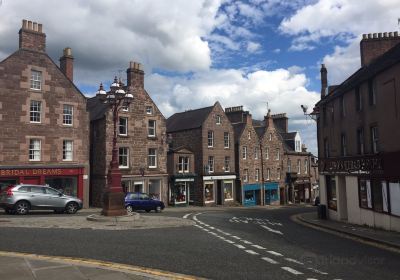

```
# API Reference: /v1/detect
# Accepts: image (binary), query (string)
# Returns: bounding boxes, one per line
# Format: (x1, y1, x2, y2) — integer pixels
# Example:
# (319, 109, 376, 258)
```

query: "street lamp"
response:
(96, 77, 133, 216)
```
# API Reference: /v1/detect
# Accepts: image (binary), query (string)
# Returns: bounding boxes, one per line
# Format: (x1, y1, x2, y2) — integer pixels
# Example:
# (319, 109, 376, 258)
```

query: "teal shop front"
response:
(243, 184, 262, 206)
(264, 182, 279, 205)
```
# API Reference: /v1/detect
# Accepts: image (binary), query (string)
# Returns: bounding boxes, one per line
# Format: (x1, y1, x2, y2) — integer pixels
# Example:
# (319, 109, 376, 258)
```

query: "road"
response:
(0, 206, 399, 280)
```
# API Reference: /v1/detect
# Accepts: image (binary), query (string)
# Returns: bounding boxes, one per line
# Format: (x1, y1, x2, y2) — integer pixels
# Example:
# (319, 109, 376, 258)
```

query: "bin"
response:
(317, 204, 327, 219)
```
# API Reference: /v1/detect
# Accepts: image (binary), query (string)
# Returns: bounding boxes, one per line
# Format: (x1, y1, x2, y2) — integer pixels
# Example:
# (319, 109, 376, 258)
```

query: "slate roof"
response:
(319, 41, 400, 104)
(87, 96, 108, 121)
(166, 105, 214, 133)
(232, 123, 246, 143)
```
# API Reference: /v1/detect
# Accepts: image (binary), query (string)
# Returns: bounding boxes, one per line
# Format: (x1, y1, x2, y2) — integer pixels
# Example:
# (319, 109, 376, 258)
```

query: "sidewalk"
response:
(0, 251, 204, 280)
(296, 211, 400, 252)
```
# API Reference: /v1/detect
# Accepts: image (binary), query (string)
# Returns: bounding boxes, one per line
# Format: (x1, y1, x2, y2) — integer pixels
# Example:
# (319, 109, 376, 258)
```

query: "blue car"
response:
(124, 192, 165, 213)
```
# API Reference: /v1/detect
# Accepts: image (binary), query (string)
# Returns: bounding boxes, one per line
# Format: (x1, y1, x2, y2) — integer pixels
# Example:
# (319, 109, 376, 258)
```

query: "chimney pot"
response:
(395, 31, 399, 37)
(28, 21, 33, 30)
(389, 32, 393, 37)
(60, 47, 74, 81)
(362, 34, 367, 39)
(33, 22, 38, 31)
(384, 32, 388, 37)
(22, 19, 28, 29)
(373, 33, 377, 38)
(38, 24, 42, 33)
(378, 33, 382, 38)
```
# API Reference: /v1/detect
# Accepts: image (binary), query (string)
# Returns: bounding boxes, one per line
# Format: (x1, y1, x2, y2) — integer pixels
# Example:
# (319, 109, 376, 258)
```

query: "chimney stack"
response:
(59, 47, 74, 81)
(19, 19, 46, 52)
(271, 113, 288, 132)
(320, 64, 327, 98)
(360, 31, 400, 67)
(127, 61, 144, 88)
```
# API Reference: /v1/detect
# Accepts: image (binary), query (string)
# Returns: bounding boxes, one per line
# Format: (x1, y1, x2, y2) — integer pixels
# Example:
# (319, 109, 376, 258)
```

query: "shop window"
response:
(172, 182, 187, 204)
(326, 176, 337, 211)
(208, 131, 214, 147)
(224, 132, 230, 148)
(30, 70, 42, 90)
(242, 146, 247, 159)
(224, 156, 230, 172)
(255, 169, 259, 182)
(119, 117, 128, 136)
(62, 140, 73, 161)
(149, 179, 161, 200)
(29, 139, 41, 161)
(148, 120, 156, 137)
(224, 181, 233, 200)
(148, 148, 157, 168)
(45, 177, 77, 197)
(30, 100, 41, 123)
(205, 182, 214, 202)
(146, 106, 153, 115)
(359, 179, 372, 209)
(119, 147, 129, 168)
(178, 156, 189, 173)
(63, 104, 73, 125)
(359, 179, 390, 213)
(208, 156, 214, 173)
(389, 182, 400, 216)
(371, 126, 379, 153)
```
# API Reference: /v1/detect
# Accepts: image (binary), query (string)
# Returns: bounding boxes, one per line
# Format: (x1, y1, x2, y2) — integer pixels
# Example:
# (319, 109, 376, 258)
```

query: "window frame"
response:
(30, 70, 42, 90)
(243, 169, 248, 182)
(371, 126, 379, 154)
(224, 132, 230, 149)
(146, 106, 153, 115)
(119, 147, 129, 168)
(119, 117, 128, 136)
(29, 139, 41, 161)
(148, 120, 156, 137)
(224, 156, 230, 172)
(62, 140, 73, 161)
(62, 104, 73, 126)
(208, 156, 214, 173)
(207, 130, 214, 148)
(357, 128, 365, 155)
(341, 133, 347, 156)
(242, 146, 247, 160)
(276, 148, 280, 161)
(255, 168, 259, 182)
(148, 148, 157, 168)
(30, 100, 42, 123)
(216, 115, 221, 125)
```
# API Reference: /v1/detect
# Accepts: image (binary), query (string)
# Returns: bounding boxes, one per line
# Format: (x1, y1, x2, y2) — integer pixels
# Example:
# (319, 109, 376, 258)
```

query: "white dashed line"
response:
(267, 251, 283, 257)
(307, 267, 328, 275)
(252, 245, 266, 250)
(231, 236, 241, 239)
(202, 229, 209, 232)
(240, 240, 253, 245)
(224, 240, 235, 244)
(183, 213, 192, 219)
(234, 244, 246, 249)
(261, 225, 284, 235)
(281, 267, 304, 275)
(261, 257, 279, 264)
(245, 250, 259, 255)
(284, 258, 304, 265)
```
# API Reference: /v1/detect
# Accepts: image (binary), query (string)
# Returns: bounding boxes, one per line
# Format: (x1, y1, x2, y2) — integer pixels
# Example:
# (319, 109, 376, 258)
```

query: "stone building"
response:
(315, 32, 400, 231)
(167, 102, 236, 206)
(0, 20, 90, 207)
(88, 62, 168, 206)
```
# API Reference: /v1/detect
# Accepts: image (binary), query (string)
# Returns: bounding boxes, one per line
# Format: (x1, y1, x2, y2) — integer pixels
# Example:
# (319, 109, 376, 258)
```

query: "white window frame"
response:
(248, 131, 251, 139)
(224, 132, 230, 149)
(255, 168, 259, 182)
(208, 131, 214, 147)
(178, 156, 189, 173)
(223, 181, 234, 201)
(119, 147, 129, 168)
(266, 168, 270, 180)
(216, 115, 221, 125)
(148, 120, 156, 137)
(304, 159, 308, 174)
(224, 156, 230, 172)
(29, 139, 41, 161)
(30, 100, 41, 123)
(269, 133, 272, 141)
(208, 156, 214, 173)
(277, 168, 281, 180)
(146, 106, 153, 115)
(119, 117, 128, 136)
(62, 140, 73, 161)
(30, 70, 42, 90)
(254, 147, 259, 159)
(148, 148, 157, 168)
(242, 146, 247, 159)
(243, 169, 248, 182)
(63, 104, 73, 126)
(276, 148, 280, 161)
(265, 147, 269, 159)
(297, 159, 301, 174)
(204, 182, 215, 203)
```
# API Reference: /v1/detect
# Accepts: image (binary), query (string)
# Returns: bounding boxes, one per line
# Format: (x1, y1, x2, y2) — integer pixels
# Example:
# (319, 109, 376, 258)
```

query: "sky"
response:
(1, 0, 400, 156)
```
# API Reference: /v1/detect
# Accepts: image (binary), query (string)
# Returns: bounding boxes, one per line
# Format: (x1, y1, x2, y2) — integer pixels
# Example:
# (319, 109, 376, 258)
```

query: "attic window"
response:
(146, 106, 153, 115)
(216, 115, 221, 124)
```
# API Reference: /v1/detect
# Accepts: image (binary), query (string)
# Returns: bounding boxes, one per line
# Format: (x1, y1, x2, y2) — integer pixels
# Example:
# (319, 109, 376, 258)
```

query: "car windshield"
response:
(45, 187, 60, 195)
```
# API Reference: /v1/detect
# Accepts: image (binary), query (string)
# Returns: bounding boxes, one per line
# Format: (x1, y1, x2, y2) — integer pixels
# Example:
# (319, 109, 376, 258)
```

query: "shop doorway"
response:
(217, 180, 222, 205)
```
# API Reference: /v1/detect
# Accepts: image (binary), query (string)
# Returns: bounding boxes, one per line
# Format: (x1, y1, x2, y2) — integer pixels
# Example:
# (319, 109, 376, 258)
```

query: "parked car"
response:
(125, 192, 165, 213)
(0, 184, 83, 215)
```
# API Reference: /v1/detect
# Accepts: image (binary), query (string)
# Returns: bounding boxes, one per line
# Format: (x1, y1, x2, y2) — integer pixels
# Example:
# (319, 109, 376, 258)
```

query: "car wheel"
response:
(155, 206, 162, 213)
(14, 201, 30, 215)
(65, 202, 78, 214)
(126, 205, 134, 215)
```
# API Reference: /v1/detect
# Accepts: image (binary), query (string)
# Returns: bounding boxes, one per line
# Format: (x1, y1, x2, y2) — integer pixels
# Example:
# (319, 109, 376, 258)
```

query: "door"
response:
(44, 187, 66, 208)
(28, 186, 47, 208)
(265, 190, 271, 205)
(217, 180, 222, 205)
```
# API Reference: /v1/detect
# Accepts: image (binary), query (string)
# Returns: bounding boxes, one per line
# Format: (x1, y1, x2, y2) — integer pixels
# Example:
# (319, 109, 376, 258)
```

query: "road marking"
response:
(209, 226, 215, 230)
(281, 267, 303, 275)
(306, 278, 318, 280)
(284, 258, 304, 265)
(252, 245, 266, 250)
(261, 257, 279, 264)
(245, 250, 259, 255)
(183, 213, 192, 219)
(194, 225, 203, 229)
(307, 267, 328, 275)
(267, 251, 283, 257)
(202, 229, 209, 232)
(240, 240, 253, 245)
(234, 244, 246, 249)
(224, 240, 235, 244)
(261, 225, 284, 235)
(231, 236, 241, 239)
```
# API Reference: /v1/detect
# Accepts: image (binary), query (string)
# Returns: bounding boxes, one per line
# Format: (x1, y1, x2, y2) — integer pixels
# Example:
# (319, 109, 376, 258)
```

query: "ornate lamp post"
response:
(96, 77, 133, 216)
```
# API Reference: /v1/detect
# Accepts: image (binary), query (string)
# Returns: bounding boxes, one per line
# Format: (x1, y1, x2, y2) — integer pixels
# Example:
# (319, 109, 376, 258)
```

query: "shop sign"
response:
(203, 175, 236, 180)
(320, 155, 383, 174)
(0, 168, 81, 177)
(175, 178, 194, 182)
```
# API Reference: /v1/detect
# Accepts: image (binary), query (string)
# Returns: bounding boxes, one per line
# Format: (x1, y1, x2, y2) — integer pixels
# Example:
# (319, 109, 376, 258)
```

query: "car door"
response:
(29, 186, 47, 208)
(44, 187, 66, 208)
(140, 193, 151, 211)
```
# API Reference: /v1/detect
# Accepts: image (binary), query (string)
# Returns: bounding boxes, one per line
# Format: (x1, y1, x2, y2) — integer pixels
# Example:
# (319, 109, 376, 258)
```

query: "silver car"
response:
(0, 184, 83, 215)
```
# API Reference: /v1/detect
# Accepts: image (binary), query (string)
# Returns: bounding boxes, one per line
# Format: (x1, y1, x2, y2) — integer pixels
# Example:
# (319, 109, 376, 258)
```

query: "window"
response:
(340, 96, 346, 117)
(63, 104, 73, 125)
(30, 100, 41, 123)
(277, 168, 281, 180)
(371, 126, 379, 153)
(276, 148, 280, 161)
(287, 159, 291, 172)
(357, 128, 365, 155)
(297, 159, 301, 174)
(178, 156, 189, 173)
(29, 139, 41, 161)
(295, 140, 301, 152)
(243, 169, 248, 182)
(205, 182, 214, 202)
(304, 159, 308, 174)
(208, 156, 214, 173)
(122, 105, 129, 112)
(148, 148, 157, 168)
(327, 176, 337, 210)
(255, 169, 259, 182)
(248, 131, 251, 139)
(254, 147, 259, 159)
(266, 168, 270, 180)
(119, 117, 128, 136)
(119, 147, 129, 168)
(341, 133, 347, 156)
(30, 70, 42, 90)
(359, 179, 389, 213)
(224, 156, 230, 172)
(355, 86, 362, 111)
(148, 120, 156, 137)
(324, 138, 329, 158)
(368, 79, 377, 106)
(146, 106, 153, 114)
(265, 147, 269, 159)
(216, 115, 221, 124)
(269, 133, 272, 141)
(389, 182, 400, 216)
(224, 132, 230, 148)
(224, 182, 233, 200)
(359, 179, 372, 209)
(62, 140, 73, 161)
(208, 131, 214, 147)
(242, 146, 247, 159)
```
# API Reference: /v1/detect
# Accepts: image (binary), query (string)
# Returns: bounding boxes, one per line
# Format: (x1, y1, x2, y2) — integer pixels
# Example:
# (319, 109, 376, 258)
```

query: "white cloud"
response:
(246, 41, 261, 53)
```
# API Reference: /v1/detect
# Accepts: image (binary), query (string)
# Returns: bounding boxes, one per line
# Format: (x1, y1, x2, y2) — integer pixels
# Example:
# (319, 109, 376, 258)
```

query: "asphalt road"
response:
(0, 206, 399, 280)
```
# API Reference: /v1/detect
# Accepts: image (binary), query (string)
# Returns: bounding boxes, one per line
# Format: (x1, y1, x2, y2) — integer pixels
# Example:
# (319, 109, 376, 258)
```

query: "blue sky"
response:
(1, 0, 400, 155)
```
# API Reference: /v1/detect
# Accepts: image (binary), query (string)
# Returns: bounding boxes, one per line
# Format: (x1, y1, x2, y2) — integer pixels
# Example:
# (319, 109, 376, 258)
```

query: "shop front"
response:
(294, 178, 311, 203)
(121, 176, 167, 201)
(242, 183, 262, 206)
(169, 176, 195, 206)
(203, 175, 236, 206)
(264, 182, 279, 205)
(0, 166, 85, 200)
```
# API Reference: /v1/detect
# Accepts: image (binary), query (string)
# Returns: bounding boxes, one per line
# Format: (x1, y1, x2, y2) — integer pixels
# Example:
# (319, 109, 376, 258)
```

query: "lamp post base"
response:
(101, 191, 127, 216)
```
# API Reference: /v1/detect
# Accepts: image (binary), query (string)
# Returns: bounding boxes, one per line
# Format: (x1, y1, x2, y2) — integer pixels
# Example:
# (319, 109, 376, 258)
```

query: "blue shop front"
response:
(264, 182, 280, 205)
(243, 183, 262, 206)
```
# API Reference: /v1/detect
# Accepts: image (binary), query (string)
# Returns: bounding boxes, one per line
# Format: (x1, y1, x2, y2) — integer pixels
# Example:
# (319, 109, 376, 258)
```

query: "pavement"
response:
(294, 211, 400, 253)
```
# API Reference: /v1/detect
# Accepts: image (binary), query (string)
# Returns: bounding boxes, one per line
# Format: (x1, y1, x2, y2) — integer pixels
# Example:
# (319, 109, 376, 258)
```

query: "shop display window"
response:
(244, 190, 255, 202)
(149, 179, 161, 200)
(45, 177, 77, 197)
(326, 176, 337, 210)
(224, 181, 233, 200)
(172, 183, 187, 203)
(205, 182, 214, 202)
